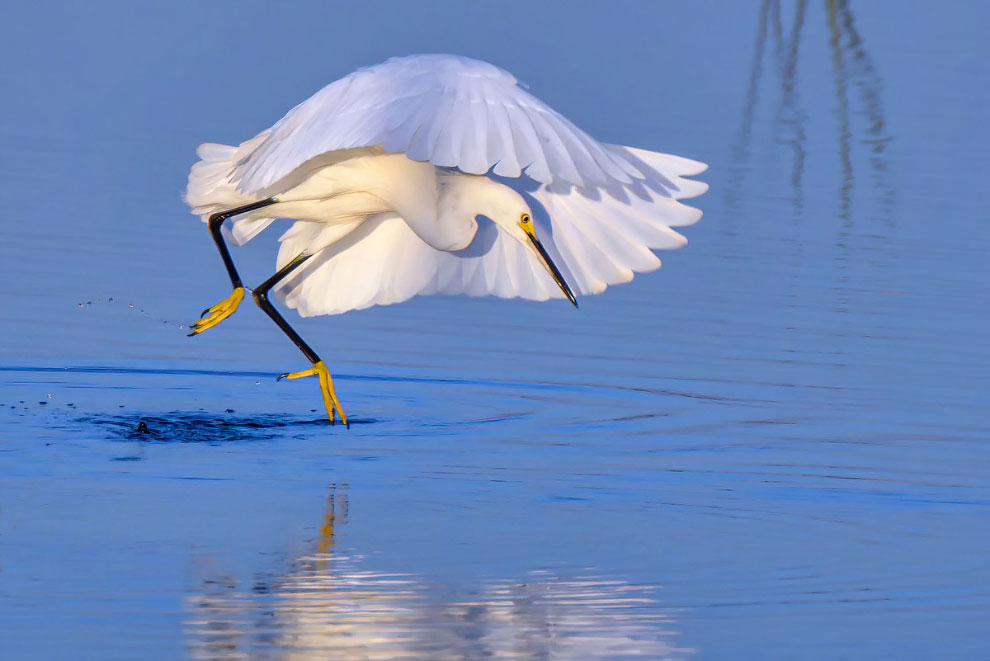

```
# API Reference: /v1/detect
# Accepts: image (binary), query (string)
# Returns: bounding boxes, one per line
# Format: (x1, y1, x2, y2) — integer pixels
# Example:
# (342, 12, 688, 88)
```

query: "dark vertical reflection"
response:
(826, 0, 855, 312)
(770, 0, 784, 64)
(777, 0, 809, 215)
(825, 0, 896, 311)
(833, 0, 896, 226)
(729, 0, 892, 229)
(726, 0, 773, 219)
(184, 486, 687, 659)
(827, 0, 854, 224)
(727, 0, 895, 318)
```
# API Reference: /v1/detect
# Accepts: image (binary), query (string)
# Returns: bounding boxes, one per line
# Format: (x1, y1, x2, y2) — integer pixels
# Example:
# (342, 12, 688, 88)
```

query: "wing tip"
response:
(675, 179, 710, 200)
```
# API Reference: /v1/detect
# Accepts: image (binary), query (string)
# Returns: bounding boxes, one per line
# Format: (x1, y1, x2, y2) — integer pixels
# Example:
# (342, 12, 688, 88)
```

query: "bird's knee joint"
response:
(252, 289, 269, 304)
(208, 212, 230, 230)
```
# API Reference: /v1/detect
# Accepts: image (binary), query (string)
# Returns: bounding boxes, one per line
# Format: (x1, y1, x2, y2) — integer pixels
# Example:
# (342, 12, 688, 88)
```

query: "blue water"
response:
(2, 1, 989, 658)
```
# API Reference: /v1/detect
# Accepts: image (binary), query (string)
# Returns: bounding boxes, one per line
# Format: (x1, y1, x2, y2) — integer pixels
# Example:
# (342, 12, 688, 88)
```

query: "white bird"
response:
(184, 54, 708, 426)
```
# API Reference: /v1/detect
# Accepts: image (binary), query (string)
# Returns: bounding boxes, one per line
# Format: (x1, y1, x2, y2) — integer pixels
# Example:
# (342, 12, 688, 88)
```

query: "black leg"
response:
(208, 197, 276, 288)
(251, 253, 319, 363)
(189, 198, 277, 336)
(252, 253, 349, 426)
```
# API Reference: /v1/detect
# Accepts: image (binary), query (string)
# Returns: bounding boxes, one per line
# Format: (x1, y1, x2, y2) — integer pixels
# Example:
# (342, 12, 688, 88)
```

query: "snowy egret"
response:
(185, 54, 707, 425)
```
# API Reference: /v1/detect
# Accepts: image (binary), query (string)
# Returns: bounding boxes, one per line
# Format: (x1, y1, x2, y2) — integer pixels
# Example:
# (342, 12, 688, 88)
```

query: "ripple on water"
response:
(78, 412, 375, 443)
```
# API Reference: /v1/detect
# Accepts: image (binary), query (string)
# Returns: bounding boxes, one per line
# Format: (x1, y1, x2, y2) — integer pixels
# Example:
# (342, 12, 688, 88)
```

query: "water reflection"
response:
(826, 0, 895, 221)
(728, 0, 893, 221)
(185, 485, 688, 659)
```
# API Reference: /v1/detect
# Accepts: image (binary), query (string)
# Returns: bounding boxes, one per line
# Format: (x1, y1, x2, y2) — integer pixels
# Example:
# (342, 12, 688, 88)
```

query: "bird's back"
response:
(184, 53, 707, 316)
(187, 143, 440, 243)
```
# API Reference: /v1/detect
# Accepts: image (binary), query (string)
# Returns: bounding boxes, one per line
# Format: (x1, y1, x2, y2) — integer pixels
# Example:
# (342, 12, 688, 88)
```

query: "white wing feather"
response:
(185, 136, 278, 246)
(232, 54, 647, 192)
(275, 146, 708, 316)
(185, 54, 709, 315)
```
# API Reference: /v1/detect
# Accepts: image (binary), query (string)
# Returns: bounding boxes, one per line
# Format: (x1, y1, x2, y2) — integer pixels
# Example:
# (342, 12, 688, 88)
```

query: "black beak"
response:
(527, 233, 578, 308)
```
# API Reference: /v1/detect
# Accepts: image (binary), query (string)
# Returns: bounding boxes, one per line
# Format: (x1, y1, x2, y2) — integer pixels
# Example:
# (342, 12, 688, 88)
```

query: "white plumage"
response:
(185, 53, 708, 317)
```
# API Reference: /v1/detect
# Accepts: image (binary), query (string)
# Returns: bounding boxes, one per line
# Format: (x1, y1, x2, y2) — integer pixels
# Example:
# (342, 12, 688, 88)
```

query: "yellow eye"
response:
(520, 213, 531, 225)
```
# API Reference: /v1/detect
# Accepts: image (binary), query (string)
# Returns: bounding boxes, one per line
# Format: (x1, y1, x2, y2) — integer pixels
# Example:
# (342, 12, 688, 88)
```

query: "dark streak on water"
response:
(85, 413, 366, 443)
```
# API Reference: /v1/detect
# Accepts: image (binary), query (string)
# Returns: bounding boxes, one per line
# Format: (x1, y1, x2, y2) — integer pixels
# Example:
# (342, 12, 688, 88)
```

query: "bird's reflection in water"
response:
(185, 485, 688, 659)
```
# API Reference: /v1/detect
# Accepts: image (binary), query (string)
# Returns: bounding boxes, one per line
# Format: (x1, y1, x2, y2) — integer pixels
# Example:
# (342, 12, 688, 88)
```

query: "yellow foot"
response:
(277, 360, 348, 427)
(188, 287, 244, 336)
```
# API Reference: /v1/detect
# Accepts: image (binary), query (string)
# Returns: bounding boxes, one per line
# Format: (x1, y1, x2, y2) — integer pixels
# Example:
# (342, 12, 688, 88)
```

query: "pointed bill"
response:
(521, 223, 578, 308)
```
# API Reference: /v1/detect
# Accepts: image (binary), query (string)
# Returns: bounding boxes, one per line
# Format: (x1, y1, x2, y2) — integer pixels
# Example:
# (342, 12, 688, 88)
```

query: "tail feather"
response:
(184, 133, 274, 246)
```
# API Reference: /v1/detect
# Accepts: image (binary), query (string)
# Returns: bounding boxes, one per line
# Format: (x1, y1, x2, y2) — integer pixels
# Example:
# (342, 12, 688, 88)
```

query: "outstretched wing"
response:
(232, 54, 650, 193)
(523, 145, 707, 295)
(275, 146, 707, 316)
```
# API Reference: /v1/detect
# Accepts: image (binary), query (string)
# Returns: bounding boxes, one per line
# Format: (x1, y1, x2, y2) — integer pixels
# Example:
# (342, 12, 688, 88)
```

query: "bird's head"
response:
(483, 185, 578, 307)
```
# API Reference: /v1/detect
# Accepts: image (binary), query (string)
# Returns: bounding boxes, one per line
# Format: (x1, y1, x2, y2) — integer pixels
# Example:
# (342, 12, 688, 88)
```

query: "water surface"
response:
(1, 1, 989, 658)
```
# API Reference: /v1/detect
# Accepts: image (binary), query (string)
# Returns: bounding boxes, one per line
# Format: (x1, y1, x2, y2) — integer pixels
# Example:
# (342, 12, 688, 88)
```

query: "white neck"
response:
(399, 171, 521, 252)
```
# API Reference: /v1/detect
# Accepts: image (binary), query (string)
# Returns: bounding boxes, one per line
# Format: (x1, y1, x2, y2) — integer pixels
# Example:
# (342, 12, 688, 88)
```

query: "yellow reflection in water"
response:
(185, 485, 690, 659)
